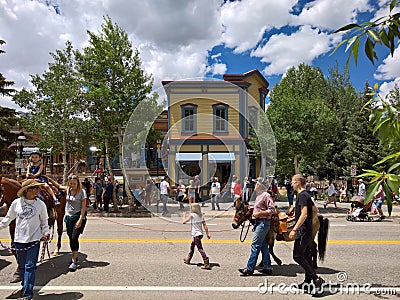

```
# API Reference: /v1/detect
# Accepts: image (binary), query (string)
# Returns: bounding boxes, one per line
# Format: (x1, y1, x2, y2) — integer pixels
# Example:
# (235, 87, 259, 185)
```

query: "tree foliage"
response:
(13, 41, 90, 182)
(0, 40, 15, 96)
(266, 64, 337, 175)
(0, 107, 19, 162)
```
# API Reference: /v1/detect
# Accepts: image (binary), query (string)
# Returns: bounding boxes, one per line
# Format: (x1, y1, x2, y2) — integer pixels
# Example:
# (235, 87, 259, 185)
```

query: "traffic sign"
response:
(350, 165, 357, 176)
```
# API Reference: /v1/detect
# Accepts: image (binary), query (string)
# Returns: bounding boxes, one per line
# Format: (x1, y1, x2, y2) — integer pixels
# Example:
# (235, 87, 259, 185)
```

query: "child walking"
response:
(26, 150, 60, 205)
(182, 203, 211, 269)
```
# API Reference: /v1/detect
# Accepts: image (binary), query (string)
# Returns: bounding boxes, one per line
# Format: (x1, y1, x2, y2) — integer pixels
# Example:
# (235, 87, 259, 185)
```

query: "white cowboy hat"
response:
(358, 179, 363, 182)
(17, 179, 45, 197)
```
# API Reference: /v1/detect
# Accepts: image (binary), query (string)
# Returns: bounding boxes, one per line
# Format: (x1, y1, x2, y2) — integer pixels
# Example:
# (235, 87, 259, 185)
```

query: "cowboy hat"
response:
(17, 179, 45, 197)
(253, 177, 268, 186)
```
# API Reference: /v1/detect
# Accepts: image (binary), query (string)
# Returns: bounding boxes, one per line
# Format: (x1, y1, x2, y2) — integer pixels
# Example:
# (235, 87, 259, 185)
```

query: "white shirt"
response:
(210, 182, 220, 195)
(358, 183, 366, 197)
(160, 180, 169, 195)
(190, 213, 204, 237)
(0, 197, 50, 243)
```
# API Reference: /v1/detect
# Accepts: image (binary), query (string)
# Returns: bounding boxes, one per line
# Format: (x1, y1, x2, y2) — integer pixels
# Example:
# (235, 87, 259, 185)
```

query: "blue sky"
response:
(1, 0, 399, 110)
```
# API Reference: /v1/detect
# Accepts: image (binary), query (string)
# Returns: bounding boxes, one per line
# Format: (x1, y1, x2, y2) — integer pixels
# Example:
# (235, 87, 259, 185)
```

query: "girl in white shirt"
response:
(182, 203, 211, 269)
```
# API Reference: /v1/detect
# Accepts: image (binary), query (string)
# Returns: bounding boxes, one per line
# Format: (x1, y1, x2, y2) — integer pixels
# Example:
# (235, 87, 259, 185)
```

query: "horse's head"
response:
(232, 197, 252, 229)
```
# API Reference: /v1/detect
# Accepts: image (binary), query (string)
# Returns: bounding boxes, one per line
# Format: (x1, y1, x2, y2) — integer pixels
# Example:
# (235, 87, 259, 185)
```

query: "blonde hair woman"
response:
(65, 174, 88, 271)
(289, 174, 324, 293)
(187, 179, 196, 204)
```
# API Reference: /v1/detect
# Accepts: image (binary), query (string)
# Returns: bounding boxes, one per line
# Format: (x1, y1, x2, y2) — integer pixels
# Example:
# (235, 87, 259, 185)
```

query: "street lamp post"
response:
(17, 132, 26, 176)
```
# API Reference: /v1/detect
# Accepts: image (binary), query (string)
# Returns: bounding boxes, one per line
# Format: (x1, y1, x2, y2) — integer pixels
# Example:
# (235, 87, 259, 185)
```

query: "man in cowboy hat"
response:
(0, 179, 50, 300)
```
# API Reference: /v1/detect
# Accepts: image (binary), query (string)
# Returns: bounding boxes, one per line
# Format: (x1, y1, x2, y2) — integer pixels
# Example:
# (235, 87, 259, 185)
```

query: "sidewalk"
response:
(86, 197, 400, 220)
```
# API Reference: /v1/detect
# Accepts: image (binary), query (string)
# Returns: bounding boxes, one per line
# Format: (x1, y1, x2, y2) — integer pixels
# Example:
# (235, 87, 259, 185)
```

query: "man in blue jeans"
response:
(239, 178, 275, 276)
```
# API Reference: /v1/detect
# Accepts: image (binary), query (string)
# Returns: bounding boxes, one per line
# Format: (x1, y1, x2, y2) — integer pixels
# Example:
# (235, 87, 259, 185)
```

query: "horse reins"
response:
(239, 220, 251, 242)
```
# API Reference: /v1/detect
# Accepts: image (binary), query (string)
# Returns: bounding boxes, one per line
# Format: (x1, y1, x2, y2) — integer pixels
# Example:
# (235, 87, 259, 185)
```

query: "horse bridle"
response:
(234, 200, 253, 242)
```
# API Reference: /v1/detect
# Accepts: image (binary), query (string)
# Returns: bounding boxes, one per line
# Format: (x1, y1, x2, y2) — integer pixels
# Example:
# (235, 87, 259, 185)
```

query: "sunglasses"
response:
(68, 175, 78, 180)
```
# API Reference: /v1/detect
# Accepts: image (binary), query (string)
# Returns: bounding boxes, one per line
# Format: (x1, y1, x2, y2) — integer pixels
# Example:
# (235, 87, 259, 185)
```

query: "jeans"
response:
(246, 219, 271, 271)
(211, 194, 220, 210)
(15, 241, 40, 299)
(103, 196, 111, 212)
(160, 194, 168, 213)
(287, 193, 294, 206)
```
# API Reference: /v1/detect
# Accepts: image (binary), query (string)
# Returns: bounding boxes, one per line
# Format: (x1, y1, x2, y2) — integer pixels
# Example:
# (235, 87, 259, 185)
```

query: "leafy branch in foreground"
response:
(358, 85, 400, 216)
(332, 0, 400, 68)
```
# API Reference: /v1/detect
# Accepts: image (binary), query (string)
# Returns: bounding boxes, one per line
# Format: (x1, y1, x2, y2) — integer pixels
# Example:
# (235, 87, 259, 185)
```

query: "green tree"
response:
(76, 16, 156, 211)
(333, 0, 400, 67)
(342, 82, 387, 177)
(266, 64, 337, 175)
(13, 41, 88, 183)
(0, 40, 15, 96)
(0, 107, 19, 163)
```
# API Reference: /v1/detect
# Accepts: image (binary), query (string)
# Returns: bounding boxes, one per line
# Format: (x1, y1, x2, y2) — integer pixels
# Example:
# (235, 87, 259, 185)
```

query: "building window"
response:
(249, 106, 258, 130)
(213, 104, 229, 133)
(181, 104, 197, 134)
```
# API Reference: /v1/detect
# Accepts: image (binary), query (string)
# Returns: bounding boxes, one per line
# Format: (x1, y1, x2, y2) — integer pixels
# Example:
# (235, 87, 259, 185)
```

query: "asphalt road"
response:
(1, 207, 399, 299)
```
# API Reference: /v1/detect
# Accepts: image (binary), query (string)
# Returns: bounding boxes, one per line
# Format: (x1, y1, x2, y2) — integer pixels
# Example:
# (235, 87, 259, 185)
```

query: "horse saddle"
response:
(276, 212, 296, 241)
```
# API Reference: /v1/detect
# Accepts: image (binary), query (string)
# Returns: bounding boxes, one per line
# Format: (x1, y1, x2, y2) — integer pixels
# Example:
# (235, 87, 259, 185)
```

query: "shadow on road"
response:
(5, 252, 109, 299)
(268, 263, 339, 278)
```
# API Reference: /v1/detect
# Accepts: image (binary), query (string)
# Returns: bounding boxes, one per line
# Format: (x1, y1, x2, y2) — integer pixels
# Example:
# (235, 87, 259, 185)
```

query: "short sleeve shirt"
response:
(66, 189, 87, 216)
(160, 181, 169, 195)
(190, 213, 204, 237)
(210, 182, 220, 195)
(295, 190, 314, 234)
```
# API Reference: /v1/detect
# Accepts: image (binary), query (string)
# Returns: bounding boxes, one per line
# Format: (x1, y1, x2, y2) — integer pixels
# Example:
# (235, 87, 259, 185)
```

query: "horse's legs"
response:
(267, 231, 282, 266)
(311, 241, 318, 269)
(54, 209, 64, 256)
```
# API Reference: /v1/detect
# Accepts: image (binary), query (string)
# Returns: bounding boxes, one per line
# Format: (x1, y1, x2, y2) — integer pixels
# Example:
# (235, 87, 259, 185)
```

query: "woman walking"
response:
(289, 174, 324, 293)
(65, 174, 88, 271)
(0, 179, 50, 300)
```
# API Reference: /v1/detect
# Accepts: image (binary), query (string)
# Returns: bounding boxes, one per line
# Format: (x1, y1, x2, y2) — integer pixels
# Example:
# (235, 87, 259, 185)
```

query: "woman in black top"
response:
(289, 174, 324, 293)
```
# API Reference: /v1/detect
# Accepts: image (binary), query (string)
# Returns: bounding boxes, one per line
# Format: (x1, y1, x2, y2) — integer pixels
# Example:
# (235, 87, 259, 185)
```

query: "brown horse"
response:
(232, 197, 329, 269)
(0, 175, 66, 281)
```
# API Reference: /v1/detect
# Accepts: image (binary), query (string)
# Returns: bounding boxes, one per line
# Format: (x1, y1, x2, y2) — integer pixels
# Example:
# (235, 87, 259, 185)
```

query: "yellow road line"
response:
(2, 238, 400, 244)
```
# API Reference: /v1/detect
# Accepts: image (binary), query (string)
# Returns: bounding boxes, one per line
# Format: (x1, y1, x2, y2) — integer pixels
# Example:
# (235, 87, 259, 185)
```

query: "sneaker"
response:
(183, 258, 191, 264)
(238, 268, 254, 276)
(68, 262, 77, 271)
(312, 277, 325, 293)
(201, 264, 211, 270)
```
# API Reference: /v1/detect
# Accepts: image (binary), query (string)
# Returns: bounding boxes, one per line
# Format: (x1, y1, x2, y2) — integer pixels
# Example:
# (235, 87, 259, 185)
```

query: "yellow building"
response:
(162, 69, 269, 186)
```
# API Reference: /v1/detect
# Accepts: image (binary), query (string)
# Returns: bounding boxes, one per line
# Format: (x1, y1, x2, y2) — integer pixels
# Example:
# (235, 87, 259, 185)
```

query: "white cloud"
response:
(374, 47, 400, 80)
(379, 77, 400, 99)
(251, 26, 337, 75)
(292, 0, 371, 30)
(220, 0, 297, 53)
(0, 0, 394, 111)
